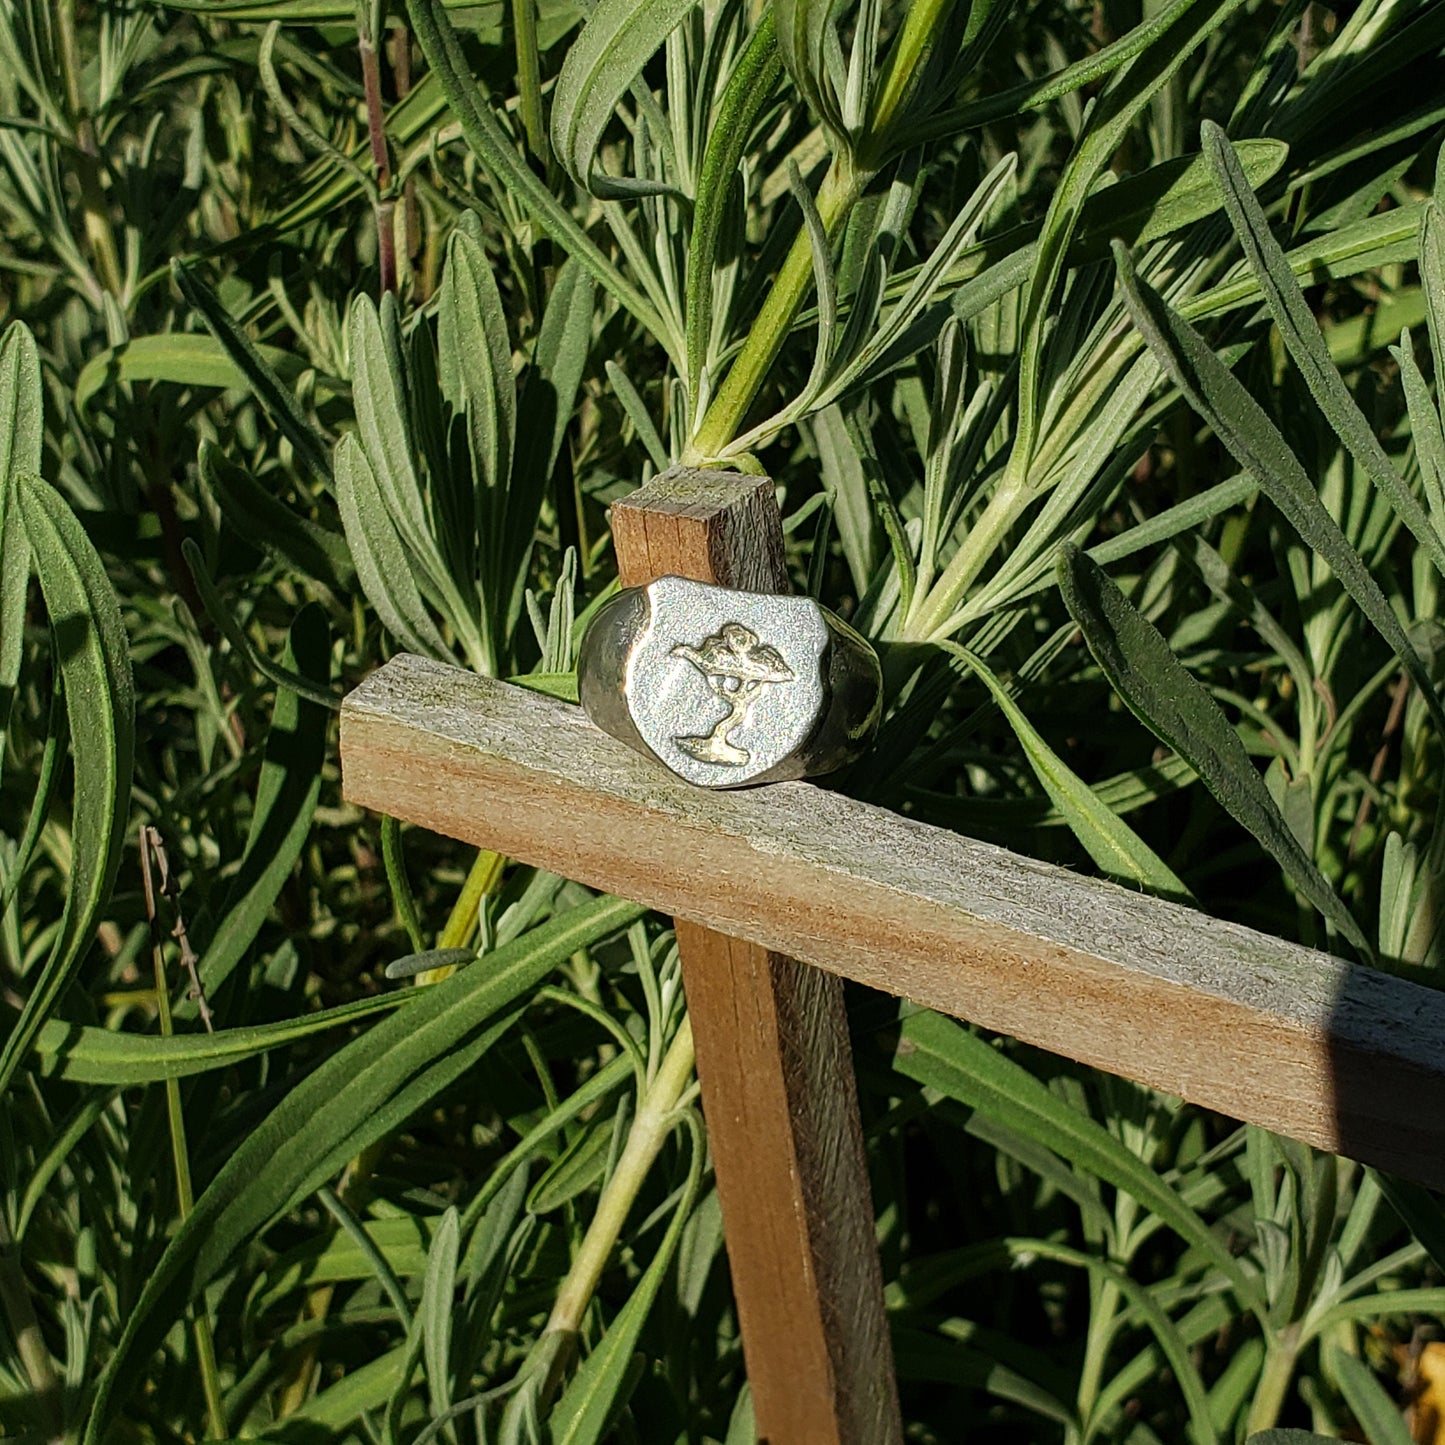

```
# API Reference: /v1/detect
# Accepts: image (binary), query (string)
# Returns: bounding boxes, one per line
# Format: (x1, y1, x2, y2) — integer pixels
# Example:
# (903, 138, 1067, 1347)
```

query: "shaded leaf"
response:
(74, 332, 346, 414)
(0, 322, 41, 770)
(0, 477, 134, 1099)
(334, 434, 451, 659)
(200, 439, 355, 595)
(1057, 544, 1369, 955)
(81, 893, 645, 1444)
(1330, 1348, 1414, 1445)
(172, 261, 333, 483)
(1200, 121, 1445, 583)
(184, 603, 332, 1012)
(894, 1010, 1257, 1304)
(1113, 240, 1445, 739)
(948, 645, 1188, 898)
(182, 537, 342, 709)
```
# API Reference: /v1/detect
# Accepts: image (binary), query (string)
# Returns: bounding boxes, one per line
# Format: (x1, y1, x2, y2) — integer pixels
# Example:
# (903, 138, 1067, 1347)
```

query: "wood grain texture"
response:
(341, 656, 1445, 1192)
(610, 467, 788, 594)
(608, 468, 902, 1445)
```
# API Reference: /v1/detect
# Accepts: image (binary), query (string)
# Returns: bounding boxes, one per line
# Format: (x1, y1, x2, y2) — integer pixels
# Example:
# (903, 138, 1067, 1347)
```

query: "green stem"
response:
(1076, 1277, 1121, 1428)
(1245, 1324, 1299, 1436)
(413, 847, 506, 985)
(381, 814, 425, 953)
(147, 863, 227, 1437)
(904, 472, 1027, 641)
(511, 0, 549, 166)
(57, 0, 123, 299)
(538, 1018, 696, 1379)
(685, 158, 862, 463)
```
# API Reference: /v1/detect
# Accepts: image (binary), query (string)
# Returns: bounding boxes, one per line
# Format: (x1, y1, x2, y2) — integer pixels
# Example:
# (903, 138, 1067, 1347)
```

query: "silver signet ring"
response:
(577, 576, 883, 789)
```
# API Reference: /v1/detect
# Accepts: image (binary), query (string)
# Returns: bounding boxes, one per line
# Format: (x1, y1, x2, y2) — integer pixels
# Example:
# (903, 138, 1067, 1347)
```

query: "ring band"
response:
(578, 576, 882, 788)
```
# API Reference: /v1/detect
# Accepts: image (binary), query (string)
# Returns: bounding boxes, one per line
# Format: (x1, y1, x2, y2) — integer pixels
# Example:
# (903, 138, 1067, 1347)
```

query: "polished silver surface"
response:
(578, 576, 882, 788)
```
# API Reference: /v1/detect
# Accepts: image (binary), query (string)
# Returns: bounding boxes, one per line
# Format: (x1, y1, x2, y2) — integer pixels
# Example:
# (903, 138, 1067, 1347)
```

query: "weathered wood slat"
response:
(341, 654, 1445, 1191)
(609, 469, 901, 1445)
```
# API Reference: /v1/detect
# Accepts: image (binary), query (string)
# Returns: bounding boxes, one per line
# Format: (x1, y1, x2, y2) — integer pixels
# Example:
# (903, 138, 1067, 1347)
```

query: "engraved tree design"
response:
(670, 622, 796, 766)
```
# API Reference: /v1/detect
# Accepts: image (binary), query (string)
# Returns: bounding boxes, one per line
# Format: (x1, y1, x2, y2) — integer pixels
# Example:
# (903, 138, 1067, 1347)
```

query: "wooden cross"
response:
(340, 469, 1445, 1445)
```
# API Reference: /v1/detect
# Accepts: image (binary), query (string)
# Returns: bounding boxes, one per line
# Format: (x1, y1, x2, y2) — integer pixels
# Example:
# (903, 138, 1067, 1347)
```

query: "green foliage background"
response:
(2, 0, 1445, 1440)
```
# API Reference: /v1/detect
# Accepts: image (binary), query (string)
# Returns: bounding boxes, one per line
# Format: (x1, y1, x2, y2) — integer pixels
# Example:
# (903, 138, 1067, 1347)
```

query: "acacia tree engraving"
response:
(670, 622, 796, 765)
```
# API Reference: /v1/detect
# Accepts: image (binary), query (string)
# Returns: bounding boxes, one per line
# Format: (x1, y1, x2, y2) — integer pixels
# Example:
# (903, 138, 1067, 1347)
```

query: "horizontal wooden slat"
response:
(341, 654, 1445, 1190)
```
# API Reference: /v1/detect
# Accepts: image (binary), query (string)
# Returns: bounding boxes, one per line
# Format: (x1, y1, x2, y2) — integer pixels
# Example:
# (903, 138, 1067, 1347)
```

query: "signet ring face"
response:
(578, 576, 883, 789)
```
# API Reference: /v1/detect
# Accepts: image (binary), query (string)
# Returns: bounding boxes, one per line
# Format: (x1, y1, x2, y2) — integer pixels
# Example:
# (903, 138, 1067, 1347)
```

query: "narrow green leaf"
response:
(1057, 544, 1369, 955)
(438, 215, 516, 500)
(385, 947, 476, 980)
(1088, 139, 1290, 254)
(774, 0, 845, 141)
(1393, 335, 1445, 520)
(900, 0, 1224, 147)
(1330, 1349, 1414, 1445)
(334, 434, 451, 659)
(184, 603, 332, 1012)
(35, 991, 409, 1084)
(348, 296, 430, 558)
(258, 1214, 435, 1312)
(199, 440, 354, 595)
(526, 256, 595, 483)
(685, 13, 782, 407)
(1113, 241, 1445, 739)
(317, 1189, 417, 1327)
(406, 0, 671, 351)
(1422, 197, 1445, 384)
(551, 0, 703, 188)
(823, 151, 1015, 402)
(82, 893, 645, 1445)
(1012, 0, 1250, 468)
(867, 471, 915, 625)
(381, 814, 426, 955)
(74, 332, 347, 415)
(949, 646, 1188, 898)
(1200, 122, 1445, 583)
(422, 1208, 461, 1422)
(1, 477, 135, 1099)
(789, 159, 841, 405)
(510, 671, 580, 703)
(606, 361, 668, 472)
(1374, 1171, 1445, 1276)
(526, 1116, 612, 1213)
(172, 260, 333, 483)
(508, 257, 595, 619)
(182, 537, 343, 709)
(894, 1011, 1258, 1307)
(550, 1115, 703, 1445)
(0, 321, 41, 487)
(1187, 204, 1423, 323)
(0, 323, 41, 769)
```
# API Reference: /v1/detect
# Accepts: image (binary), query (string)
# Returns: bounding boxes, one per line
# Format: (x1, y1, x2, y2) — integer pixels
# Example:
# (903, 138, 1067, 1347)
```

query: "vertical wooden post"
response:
(610, 468, 902, 1445)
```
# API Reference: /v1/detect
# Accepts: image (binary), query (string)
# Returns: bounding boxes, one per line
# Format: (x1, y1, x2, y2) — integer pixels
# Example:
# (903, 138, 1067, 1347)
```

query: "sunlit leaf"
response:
(551, 0, 704, 189)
